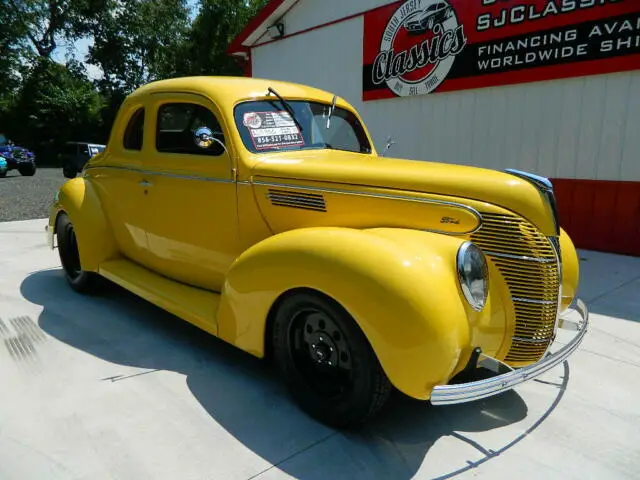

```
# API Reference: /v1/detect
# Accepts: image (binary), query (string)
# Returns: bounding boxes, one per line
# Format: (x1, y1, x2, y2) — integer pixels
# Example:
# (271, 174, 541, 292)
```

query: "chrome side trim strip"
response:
(430, 299, 588, 406)
(84, 165, 235, 184)
(252, 180, 483, 233)
(483, 250, 556, 264)
(512, 297, 556, 305)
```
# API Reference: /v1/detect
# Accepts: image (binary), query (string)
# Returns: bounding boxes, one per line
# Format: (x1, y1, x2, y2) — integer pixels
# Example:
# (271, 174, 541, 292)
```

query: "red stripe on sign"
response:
(551, 178, 640, 256)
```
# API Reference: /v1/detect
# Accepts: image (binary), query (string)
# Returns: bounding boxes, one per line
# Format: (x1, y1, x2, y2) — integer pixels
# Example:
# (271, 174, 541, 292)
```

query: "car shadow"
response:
(20, 268, 549, 479)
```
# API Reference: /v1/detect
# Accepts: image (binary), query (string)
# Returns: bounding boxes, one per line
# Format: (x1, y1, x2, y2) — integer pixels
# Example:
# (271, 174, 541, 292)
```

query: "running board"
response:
(99, 259, 219, 336)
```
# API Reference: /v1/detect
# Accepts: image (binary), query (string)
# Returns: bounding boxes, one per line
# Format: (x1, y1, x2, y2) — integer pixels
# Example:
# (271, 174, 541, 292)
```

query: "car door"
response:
(88, 105, 150, 264)
(137, 93, 238, 292)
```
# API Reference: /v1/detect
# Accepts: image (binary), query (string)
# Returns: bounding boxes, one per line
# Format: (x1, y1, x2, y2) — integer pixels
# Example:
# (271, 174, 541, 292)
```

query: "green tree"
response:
(4, 0, 106, 59)
(170, 0, 268, 77)
(0, 2, 28, 114)
(9, 59, 105, 164)
(87, 0, 190, 93)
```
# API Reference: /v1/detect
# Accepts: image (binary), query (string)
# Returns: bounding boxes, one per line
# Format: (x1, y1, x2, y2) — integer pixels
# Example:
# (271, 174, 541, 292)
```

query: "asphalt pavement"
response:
(0, 168, 67, 222)
(0, 218, 639, 479)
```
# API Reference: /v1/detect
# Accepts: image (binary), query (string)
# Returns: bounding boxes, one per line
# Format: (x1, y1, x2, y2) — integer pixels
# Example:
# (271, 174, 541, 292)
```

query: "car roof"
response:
(126, 76, 353, 112)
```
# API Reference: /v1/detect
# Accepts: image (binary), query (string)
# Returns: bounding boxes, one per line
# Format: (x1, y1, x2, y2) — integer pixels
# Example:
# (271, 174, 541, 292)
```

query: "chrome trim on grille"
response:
(473, 212, 560, 363)
(512, 297, 556, 305)
(482, 251, 556, 264)
(546, 234, 564, 357)
(512, 336, 552, 344)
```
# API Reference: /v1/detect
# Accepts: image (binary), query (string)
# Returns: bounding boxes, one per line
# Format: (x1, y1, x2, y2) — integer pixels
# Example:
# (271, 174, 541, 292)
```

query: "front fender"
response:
(49, 178, 117, 271)
(217, 227, 495, 400)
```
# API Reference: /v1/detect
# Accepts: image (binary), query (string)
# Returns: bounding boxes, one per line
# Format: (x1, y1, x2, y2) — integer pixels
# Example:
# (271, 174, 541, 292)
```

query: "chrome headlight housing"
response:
(456, 242, 489, 312)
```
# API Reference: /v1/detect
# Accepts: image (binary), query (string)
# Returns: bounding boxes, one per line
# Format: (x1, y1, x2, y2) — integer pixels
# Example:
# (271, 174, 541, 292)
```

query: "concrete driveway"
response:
(1, 219, 639, 480)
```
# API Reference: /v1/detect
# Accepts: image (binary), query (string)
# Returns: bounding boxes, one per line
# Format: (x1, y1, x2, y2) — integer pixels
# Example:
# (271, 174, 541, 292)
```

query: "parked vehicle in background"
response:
(0, 155, 7, 177)
(48, 76, 588, 428)
(0, 134, 37, 176)
(60, 142, 106, 178)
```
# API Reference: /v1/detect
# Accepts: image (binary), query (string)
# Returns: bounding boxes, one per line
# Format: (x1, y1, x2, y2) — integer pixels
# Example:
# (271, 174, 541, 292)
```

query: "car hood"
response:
(251, 150, 557, 235)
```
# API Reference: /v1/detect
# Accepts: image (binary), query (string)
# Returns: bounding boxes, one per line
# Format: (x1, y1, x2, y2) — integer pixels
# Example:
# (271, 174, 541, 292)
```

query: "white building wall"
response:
(251, 3, 640, 182)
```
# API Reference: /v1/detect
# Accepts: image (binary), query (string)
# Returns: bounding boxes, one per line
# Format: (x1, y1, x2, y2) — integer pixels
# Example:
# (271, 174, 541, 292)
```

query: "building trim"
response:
(227, 0, 299, 56)
(228, 0, 402, 56)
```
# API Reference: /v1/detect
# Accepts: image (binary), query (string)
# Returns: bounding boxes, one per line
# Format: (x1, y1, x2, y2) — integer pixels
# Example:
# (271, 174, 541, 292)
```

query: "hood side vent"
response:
(267, 188, 326, 212)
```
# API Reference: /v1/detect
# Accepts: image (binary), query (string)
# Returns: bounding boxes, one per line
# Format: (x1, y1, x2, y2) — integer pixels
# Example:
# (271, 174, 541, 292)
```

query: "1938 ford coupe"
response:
(47, 77, 588, 428)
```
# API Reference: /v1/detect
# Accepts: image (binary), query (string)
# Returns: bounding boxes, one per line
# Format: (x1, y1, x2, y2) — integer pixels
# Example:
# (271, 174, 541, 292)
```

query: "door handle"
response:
(139, 180, 153, 187)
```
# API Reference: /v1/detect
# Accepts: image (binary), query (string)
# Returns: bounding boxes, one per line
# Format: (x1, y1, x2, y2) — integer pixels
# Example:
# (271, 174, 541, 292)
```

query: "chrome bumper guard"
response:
(430, 299, 588, 406)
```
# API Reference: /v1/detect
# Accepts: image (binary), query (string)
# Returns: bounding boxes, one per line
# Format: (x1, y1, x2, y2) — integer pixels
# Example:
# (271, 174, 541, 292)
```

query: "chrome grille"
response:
(267, 188, 326, 212)
(471, 213, 560, 365)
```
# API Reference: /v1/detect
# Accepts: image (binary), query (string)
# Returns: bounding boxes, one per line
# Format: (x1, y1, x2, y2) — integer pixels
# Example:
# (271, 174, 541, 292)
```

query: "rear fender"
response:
(217, 227, 486, 399)
(50, 178, 117, 271)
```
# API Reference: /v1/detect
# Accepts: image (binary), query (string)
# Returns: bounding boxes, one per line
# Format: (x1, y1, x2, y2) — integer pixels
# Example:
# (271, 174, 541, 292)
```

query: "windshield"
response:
(234, 100, 372, 154)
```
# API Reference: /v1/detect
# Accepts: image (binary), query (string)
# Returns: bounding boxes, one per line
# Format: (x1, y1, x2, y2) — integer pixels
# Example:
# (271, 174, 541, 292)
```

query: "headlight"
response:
(456, 242, 488, 312)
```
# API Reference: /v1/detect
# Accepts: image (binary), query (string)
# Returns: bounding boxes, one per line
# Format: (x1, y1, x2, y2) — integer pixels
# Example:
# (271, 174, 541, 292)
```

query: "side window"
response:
(123, 107, 145, 151)
(156, 103, 225, 156)
(62, 144, 76, 156)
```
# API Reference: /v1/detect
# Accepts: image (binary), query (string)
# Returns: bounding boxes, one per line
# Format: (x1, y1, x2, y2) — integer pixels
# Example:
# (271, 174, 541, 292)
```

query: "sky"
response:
(51, 0, 201, 81)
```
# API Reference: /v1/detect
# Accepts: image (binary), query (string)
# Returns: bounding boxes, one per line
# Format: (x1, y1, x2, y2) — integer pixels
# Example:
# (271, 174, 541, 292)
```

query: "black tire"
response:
(271, 291, 392, 429)
(0, 171, 6, 177)
(63, 164, 77, 179)
(56, 213, 98, 293)
(18, 163, 36, 176)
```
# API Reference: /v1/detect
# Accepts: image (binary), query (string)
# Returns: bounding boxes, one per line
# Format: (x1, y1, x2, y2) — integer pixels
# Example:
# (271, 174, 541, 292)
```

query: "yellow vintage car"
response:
(47, 76, 588, 428)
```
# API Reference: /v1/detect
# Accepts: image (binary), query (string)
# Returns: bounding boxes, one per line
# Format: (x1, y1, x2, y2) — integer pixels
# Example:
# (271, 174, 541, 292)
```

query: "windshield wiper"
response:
(326, 95, 337, 129)
(267, 87, 303, 131)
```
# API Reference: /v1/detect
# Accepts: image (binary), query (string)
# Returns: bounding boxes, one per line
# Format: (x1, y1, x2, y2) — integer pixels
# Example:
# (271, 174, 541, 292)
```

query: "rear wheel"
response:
(271, 291, 392, 429)
(63, 164, 77, 179)
(18, 163, 36, 176)
(56, 213, 98, 293)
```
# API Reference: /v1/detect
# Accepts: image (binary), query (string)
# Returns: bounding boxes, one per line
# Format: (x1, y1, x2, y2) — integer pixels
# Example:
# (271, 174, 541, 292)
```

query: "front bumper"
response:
(430, 299, 588, 405)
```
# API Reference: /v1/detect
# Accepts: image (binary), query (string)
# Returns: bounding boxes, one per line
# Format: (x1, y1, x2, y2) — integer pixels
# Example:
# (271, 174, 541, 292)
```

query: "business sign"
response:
(363, 0, 640, 100)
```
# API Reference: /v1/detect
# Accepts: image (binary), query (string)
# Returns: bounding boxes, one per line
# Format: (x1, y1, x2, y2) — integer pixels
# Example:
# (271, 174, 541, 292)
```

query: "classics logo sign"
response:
(363, 0, 640, 101)
(372, 0, 467, 96)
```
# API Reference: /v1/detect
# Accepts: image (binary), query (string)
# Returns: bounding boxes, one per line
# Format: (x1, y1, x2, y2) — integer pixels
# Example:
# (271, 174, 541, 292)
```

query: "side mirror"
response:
(381, 135, 396, 157)
(194, 126, 228, 154)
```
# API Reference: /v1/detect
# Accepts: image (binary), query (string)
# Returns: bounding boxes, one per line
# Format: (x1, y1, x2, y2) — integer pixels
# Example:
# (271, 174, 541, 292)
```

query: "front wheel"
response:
(18, 163, 36, 176)
(271, 291, 392, 429)
(56, 213, 98, 293)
